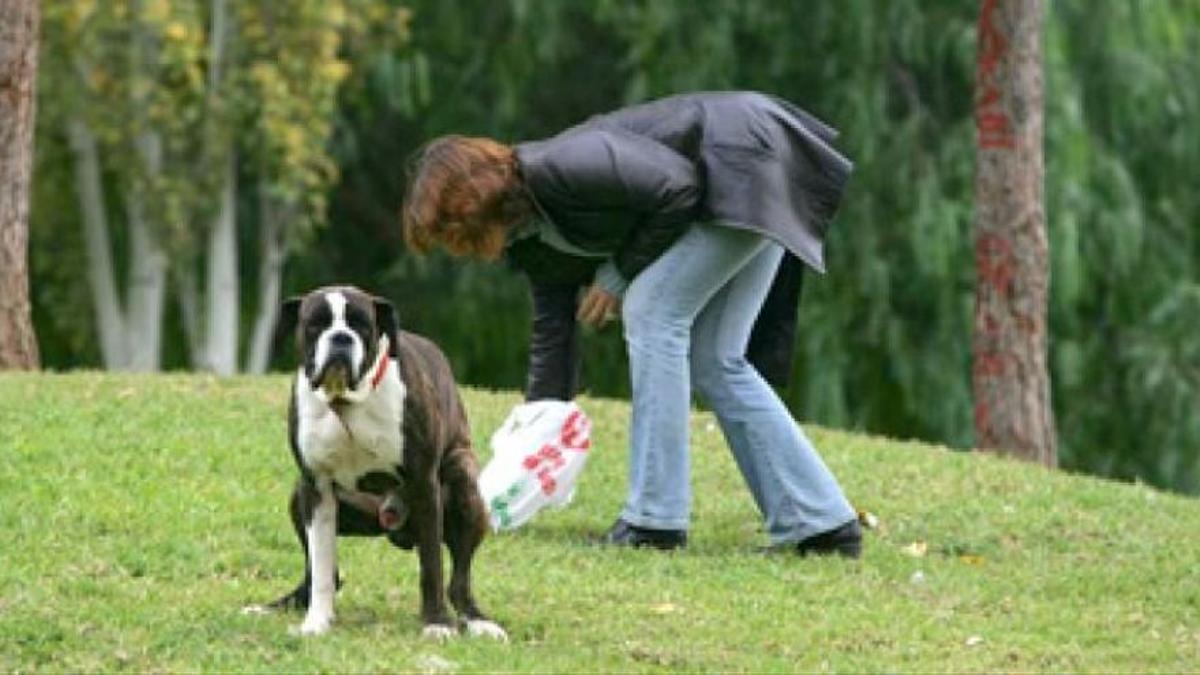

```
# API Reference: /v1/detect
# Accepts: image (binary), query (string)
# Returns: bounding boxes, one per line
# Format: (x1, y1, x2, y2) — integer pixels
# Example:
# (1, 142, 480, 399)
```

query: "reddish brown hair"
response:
(402, 135, 528, 260)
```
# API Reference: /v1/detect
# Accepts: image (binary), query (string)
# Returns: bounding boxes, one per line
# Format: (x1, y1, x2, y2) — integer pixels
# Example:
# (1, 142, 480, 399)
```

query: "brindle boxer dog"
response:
(244, 286, 505, 641)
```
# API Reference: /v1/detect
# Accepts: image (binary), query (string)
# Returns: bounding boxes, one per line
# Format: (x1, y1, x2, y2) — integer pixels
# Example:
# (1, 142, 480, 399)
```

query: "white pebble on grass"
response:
(415, 654, 457, 674)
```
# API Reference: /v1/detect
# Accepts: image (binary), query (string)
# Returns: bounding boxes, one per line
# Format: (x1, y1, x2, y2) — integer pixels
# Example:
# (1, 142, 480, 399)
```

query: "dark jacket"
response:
(521, 257, 806, 400)
(510, 91, 852, 399)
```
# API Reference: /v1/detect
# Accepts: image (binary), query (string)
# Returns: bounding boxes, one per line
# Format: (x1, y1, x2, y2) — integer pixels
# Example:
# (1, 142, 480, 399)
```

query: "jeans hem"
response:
(621, 510, 690, 531)
(767, 509, 857, 546)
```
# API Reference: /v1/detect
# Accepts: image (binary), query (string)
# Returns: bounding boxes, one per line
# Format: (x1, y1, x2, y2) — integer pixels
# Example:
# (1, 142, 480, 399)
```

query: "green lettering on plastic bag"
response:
(489, 481, 526, 529)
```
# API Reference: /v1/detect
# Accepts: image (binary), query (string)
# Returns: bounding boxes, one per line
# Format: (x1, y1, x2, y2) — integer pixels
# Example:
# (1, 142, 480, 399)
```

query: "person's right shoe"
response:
(795, 519, 862, 559)
(598, 518, 688, 551)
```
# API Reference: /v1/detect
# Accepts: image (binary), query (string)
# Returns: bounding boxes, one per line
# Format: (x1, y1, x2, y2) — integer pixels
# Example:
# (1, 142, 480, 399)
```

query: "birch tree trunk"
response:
(67, 118, 130, 369)
(0, 0, 41, 369)
(972, 0, 1057, 466)
(204, 154, 240, 375)
(124, 132, 168, 372)
(121, 7, 168, 372)
(198, 0, 240, 375)
(246, 188, 288, 374)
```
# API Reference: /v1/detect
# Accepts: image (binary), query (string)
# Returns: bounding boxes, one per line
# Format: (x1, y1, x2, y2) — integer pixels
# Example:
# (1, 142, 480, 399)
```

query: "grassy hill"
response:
(1, 373, 1197, 672)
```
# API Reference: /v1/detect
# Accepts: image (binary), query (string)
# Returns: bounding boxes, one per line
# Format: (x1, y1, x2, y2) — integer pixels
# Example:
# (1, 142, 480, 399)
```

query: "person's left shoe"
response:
(597, 518, 688, 550)
(795, 519, 863, 559)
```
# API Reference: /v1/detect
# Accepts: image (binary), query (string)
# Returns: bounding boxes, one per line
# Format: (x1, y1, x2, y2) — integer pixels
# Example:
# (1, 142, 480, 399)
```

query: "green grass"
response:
(1, 372, 1198, 672)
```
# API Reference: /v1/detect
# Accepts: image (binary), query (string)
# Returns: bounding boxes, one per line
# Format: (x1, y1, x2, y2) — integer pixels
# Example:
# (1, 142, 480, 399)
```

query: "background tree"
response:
(39, 1, 202, 370)
(37, 0, 402, 373)
(971, 0, 1056, 465)
(0, 0, 41, 370)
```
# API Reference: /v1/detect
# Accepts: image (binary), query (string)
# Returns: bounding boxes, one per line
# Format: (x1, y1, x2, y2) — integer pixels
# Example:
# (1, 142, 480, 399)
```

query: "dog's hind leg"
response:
(443, 452, 507, 641)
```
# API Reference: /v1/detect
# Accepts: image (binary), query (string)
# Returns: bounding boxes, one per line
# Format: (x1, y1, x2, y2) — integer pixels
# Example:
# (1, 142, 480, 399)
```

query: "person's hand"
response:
(577, 284, 621, 329)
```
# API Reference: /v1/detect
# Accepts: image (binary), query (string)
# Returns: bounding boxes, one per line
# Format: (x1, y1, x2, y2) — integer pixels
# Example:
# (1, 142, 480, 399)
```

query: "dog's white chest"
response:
(295, 366, 404, 489)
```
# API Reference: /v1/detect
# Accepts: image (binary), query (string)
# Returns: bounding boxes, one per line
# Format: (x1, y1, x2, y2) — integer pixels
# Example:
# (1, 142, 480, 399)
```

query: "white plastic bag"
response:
(478, 400, 592, 531)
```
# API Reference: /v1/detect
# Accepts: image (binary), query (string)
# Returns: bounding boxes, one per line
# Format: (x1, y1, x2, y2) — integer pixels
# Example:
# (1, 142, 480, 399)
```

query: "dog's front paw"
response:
(465, 619, 508, 642)
(291, 613, 334, 637)
(240, 604, 273, 616)
(421, 623, 457, 642)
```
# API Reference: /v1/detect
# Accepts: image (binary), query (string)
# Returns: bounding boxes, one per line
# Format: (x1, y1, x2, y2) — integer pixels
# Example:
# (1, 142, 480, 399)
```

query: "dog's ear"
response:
(272, 295, 304, 363)
(374, 297, 400, 358)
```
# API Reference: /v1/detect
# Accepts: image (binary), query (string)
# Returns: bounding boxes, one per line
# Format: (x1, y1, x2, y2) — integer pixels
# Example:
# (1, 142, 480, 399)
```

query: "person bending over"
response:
(403, 91, 861, 557)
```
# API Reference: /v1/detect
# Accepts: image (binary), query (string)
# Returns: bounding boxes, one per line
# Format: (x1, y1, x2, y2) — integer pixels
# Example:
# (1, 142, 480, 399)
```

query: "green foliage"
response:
(320, 0, 1198, 493)
(2, 373, 1199, 671)
(1044, 1, 1200, 491)
(31, 0, 409, 369)
(38, 0, 400, 246)
(236, 1, 410, 233)
(29, 1, 1200, 493)
(40, 0, 214, 250)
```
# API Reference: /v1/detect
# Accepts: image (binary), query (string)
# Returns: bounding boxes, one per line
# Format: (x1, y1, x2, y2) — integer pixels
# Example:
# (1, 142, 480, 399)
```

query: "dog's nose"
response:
(330, 331, 354, 349)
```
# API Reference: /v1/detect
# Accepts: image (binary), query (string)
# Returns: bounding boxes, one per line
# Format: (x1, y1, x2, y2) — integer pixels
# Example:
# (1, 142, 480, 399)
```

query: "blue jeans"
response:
(620, 222, 855, 544)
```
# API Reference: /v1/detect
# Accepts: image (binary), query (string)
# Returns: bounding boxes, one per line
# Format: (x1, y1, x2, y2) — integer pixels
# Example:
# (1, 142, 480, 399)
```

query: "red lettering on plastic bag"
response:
(517, 412, 591, 497)
(560, 410, 591, 451)
(536, 468, 557, 495)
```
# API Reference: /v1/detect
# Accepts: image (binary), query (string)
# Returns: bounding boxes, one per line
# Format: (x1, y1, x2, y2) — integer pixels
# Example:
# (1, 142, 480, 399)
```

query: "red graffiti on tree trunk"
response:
(976, 0, 1015, 150)
(974, 228, 1015, 445)
(976, 232, 1015, 300)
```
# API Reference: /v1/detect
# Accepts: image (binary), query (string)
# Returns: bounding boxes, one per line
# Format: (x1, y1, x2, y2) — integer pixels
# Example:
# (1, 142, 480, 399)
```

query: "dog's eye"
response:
(348, 315, 371, 333)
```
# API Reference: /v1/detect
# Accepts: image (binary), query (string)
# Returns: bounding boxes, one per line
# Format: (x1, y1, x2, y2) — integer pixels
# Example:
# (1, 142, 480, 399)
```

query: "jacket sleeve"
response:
(525, 281, 583, 401)
(546, 129, 701, 285)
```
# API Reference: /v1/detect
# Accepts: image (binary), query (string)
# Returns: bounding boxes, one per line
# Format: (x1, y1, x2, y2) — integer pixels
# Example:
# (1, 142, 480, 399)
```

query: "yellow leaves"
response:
(45, 0, 369, 232)
(366, 3, 390, 23)
(143, 0, 170, 24)
(321, 60, 352, 84)
(78, 0, 98, 20)
(163, 22, 188, 42)
(649, 602, 681, 615)
(393, 6, 414, 42)
(249, 62, 281, 90)
(240, 19, 267, 44)
(326, 4, 348, 29)
(857, 509, 880, 530)
(283, 126, 307, 157)
(902, 540, 986, 565)
(63, 0, 99, 35)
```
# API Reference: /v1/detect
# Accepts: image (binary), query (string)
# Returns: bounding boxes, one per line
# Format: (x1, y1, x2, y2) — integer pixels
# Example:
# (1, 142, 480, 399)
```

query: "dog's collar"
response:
(367, 333, 393, 391)
(370, 348, 390, 390)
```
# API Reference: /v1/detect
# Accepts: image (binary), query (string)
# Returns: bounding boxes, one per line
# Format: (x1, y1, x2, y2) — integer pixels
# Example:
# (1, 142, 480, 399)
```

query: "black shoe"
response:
(795, 519, 863, 559)
(598, 518, 687, 550)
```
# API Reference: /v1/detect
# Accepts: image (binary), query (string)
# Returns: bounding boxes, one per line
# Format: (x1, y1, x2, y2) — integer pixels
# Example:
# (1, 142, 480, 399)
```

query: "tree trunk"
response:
(125, 211, 168, 371)
(246, 188, 288, 374)
(0, 0, 41, 369)
(68, 117, 132, 369)
(121, 8, 168, 371)
(197, 0, 240, 375)
(972, 0, 1056, 466)
(124, 132, 168, 372)
(204, 153, 239, 375)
